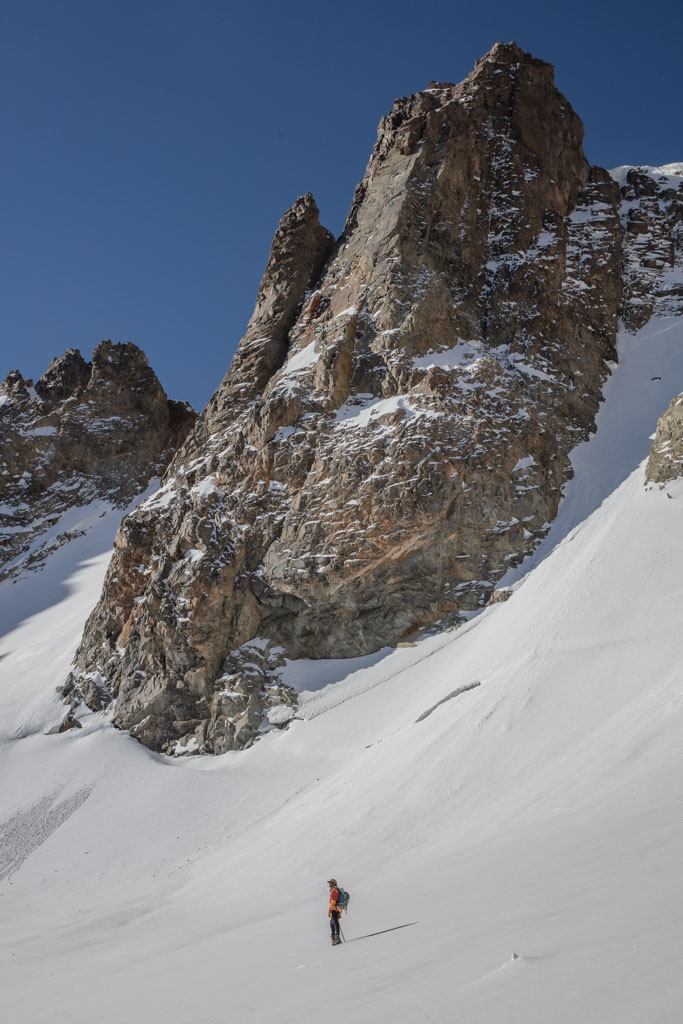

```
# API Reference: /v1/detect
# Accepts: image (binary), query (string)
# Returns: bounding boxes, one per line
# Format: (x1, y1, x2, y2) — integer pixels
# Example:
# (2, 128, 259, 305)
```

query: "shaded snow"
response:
(140, 477, 178, 510)
(500, 316, 683, 587)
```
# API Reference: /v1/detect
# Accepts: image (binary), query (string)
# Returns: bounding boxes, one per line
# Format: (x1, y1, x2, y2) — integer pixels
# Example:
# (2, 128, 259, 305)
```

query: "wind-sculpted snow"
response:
(63, 45, 682, 755)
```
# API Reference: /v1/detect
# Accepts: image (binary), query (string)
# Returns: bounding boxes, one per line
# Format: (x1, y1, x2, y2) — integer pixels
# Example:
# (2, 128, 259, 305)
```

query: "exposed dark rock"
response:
(0, 341, 196, 582)
(646, 393, 683, 483)
(617, 166, 683, 329)
(34, 349, 92, 408)
(62, 44, 682, 755)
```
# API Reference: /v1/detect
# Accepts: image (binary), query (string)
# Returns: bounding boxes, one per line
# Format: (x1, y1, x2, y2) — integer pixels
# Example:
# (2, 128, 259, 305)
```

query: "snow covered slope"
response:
(2, 318, 683, 1022)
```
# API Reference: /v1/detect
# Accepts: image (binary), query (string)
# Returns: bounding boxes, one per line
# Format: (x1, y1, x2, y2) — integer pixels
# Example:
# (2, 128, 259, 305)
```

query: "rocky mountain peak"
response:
(0, 341, 196, 583)
(475, 40, 546, 70)
(175, 194, 334, 471)
(34, 348, 91, 407)
(1, 369, 32, 399)
(62, 48, 682, 755)
(91, 338, 151, 374)
(226, 193, 333, 393)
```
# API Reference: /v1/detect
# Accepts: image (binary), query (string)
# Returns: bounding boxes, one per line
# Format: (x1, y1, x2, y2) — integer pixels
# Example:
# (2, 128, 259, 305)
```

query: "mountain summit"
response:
(0, 341, 195, 584)
(62, 43, 683, 754)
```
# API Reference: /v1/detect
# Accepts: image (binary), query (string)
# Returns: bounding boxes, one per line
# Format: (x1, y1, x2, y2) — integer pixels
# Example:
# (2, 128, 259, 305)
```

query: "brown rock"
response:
(62, 44, 679, 755)
(0, 341, 196, 582)
(646, 394, 683, 483)
(618, 167, 683, 329)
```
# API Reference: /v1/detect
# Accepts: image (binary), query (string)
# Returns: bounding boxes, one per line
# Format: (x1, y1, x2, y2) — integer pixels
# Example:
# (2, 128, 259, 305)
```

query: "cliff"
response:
(0, 341, 196, 583)
(62, 44, 683, 753)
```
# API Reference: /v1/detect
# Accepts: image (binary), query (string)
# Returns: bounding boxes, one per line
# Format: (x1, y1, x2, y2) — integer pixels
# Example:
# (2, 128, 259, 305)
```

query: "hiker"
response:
(328, 878, 342, 945)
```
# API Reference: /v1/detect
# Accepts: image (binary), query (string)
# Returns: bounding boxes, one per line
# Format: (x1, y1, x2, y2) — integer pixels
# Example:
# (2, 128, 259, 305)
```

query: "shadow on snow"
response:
(344, 921, 419, 943)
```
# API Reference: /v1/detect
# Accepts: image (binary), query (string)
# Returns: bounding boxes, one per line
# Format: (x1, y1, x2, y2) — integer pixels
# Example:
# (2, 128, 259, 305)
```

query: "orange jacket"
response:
(328, 886, 340, 917)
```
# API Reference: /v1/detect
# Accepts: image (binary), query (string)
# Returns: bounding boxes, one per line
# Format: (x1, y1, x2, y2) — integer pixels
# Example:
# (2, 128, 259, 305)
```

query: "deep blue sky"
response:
(1, 0, 681, 411)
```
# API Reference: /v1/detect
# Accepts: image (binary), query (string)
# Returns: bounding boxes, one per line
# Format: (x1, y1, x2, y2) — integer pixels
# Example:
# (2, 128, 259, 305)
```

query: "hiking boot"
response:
(332, 937, 342, 945)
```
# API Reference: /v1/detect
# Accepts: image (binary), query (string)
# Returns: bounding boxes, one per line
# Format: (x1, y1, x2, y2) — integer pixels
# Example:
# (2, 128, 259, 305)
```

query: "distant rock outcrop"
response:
(646, 393, 683, 483)
(62, 44, 683, 754)
(614, 164, 683, 329)
(0, 341, 196, 582)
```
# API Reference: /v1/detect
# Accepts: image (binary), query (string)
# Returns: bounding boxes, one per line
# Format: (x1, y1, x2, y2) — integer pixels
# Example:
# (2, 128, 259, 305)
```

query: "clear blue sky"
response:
(1, 0, 681, 411)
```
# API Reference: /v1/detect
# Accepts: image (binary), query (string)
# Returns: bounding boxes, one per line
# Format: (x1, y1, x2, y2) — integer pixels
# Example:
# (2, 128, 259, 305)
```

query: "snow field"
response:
(1, 319, 683, 1021)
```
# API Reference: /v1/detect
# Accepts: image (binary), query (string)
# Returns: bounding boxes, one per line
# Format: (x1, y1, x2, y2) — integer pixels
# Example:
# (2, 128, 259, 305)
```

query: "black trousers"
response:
(329, 910, 340, 939)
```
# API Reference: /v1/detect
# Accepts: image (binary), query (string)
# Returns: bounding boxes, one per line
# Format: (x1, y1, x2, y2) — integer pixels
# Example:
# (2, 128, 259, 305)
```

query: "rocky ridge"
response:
(646, 392, 683, 483)
(0, 342, 196, 583)
(63, 44, 683, 754)
(612, 163, 683, 328)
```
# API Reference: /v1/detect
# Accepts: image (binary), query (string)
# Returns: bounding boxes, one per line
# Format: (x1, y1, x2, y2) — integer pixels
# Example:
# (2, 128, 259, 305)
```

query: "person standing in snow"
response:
(327, 878, 342, 945)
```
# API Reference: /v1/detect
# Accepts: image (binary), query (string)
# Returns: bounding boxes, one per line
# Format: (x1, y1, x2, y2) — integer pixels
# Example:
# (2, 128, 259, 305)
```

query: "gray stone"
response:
(0, 341, 196, 582)
(61, 44, 683, 755)
(646, 394, 683, 483)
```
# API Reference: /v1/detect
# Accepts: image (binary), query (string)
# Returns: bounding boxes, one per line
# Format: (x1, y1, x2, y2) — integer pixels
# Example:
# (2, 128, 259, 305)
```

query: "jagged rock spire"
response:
(228, 194, 335, 394)
(0, 341, 196, 582)
(61, 46, 682, 756)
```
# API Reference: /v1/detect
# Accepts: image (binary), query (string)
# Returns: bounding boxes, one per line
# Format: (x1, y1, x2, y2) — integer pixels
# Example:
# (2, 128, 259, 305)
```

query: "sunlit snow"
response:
(2, 318, 683, 1022)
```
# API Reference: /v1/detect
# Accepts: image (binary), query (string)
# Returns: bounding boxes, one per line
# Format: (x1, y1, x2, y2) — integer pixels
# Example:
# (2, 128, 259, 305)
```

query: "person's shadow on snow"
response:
(345, 922, 419, 943)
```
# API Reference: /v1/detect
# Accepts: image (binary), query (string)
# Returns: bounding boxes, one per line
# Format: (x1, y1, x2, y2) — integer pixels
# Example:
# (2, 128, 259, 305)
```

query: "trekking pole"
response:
(339, 923, 346, 943)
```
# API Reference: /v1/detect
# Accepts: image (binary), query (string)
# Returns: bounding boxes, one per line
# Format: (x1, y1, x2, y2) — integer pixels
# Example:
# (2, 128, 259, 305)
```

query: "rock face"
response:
(614, 163, 683, 329)
(63, 43, 683, 755)
(0, 341, 196, 582)
(646, 393, 683, 483)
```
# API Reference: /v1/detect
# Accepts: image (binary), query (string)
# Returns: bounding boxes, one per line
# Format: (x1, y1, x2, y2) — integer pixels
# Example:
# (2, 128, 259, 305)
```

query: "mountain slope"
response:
(62, 43, 683, 756)
(0, 341, 195, 585)
(2, 317, 683, 1023)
